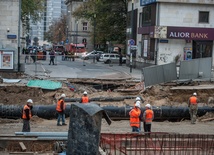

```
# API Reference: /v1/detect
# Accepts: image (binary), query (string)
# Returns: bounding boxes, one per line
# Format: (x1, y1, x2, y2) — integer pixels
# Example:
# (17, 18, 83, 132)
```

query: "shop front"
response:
(138, 26, 214, 65)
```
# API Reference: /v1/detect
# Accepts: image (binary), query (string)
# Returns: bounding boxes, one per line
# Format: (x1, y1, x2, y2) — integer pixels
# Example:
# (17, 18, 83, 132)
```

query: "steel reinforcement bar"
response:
(100, 133, 214, 155)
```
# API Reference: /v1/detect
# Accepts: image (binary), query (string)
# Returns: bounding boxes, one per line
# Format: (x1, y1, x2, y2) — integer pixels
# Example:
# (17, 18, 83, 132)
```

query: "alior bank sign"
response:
(167, 27, 214, 40)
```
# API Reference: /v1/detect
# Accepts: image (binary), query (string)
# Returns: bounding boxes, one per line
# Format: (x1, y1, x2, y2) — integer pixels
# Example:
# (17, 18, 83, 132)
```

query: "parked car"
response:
(82, 50, 104, 60)
(99, 53, 126, 64)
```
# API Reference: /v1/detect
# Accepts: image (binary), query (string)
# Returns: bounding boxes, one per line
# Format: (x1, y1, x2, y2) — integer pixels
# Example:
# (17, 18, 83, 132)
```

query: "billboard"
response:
(0, 50, 14, 69)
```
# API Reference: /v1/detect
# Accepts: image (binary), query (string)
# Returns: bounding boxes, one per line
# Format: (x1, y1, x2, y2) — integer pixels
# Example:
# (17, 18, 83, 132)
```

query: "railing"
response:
(100, 132, 214, 155)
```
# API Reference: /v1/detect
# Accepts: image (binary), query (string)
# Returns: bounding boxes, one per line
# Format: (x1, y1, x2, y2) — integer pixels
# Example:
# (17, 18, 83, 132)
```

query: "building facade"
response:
(128, 0, 214, 67)
(65, 0, 94, 52)
(30, 0, 67, 46)
(0, 0, 22, 71)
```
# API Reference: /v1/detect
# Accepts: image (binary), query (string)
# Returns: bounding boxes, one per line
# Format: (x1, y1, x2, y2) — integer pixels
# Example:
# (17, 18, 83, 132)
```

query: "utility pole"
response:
(130, 0, 134, 73)
(18, 0, 22, 72)
(93, 14, 96, 63)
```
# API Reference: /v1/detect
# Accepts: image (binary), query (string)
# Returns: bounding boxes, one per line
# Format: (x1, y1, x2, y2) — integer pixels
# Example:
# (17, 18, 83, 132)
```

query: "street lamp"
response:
(58, 28, 61, 44)
(74, 20, 78, 61)
(66, 25, 69, 43)
(93, 14, 96, 63)
(18, 0, 22, 72)
(130, 0, 135, 73)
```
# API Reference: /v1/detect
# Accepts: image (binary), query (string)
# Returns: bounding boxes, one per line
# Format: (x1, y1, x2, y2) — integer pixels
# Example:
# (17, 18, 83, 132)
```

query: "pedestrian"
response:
(129, 101, 141, 132)
(49, 50, 55, 65)
(56, 93, 67, 126)
(80, 91, 90, 103)
(22, 99, 33, 132)
(188, 92, 199, 124)
(143, 104, 154, 134)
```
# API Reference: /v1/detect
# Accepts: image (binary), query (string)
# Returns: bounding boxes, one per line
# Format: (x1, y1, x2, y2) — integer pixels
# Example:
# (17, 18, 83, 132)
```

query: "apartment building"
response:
(30, 0, 67, 45)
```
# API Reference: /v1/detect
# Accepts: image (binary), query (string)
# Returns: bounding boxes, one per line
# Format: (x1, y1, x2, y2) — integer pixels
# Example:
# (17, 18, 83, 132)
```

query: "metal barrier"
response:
(100, 133, 214, 155)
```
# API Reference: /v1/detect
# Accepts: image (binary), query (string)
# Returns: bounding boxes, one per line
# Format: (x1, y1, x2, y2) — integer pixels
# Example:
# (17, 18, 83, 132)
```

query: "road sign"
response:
(130, 45, 137, 50)
(129, 39, 135, 45)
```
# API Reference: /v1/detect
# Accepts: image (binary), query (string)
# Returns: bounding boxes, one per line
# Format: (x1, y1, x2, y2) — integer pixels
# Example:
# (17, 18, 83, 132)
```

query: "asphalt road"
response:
(22, 55, 142, 80)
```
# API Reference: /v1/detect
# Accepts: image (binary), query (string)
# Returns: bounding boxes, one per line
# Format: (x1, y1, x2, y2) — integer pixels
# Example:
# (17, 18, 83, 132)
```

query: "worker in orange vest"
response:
(129, 101, 141, 132)
(80, 91, 90, 104)
(22, 99, 33, 132)
(56, 94, 67, 126)
(143, 104, 154, 133)
(188, 92, 199, 124)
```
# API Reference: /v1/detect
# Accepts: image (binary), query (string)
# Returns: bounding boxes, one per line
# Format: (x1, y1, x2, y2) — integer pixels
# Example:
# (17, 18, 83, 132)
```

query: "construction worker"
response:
(143, 104, 154, 133)
(22, 99, 33, 132)
(56, 93, 67, 126)
(188, 92, 199, 124)
(80, 91, 90, 104)
(129, 101, 141, 132)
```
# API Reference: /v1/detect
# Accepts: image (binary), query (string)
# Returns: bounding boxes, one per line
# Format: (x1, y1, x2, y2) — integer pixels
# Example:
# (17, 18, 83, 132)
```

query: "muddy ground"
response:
(0, 72, 214, 136)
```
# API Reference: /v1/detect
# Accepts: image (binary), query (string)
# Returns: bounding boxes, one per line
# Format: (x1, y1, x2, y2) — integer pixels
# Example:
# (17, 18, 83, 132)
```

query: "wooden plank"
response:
(19, 142, 26, 152)
(201, 118, 214, 122)
(9, 152, 34, 155)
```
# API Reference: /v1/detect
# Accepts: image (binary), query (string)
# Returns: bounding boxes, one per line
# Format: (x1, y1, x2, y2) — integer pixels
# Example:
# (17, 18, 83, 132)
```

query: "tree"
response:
(22, 0, 45, 33)
(72, 0, 127, 47)
(44, 15, 67, 44)
(22, 0, 45, 22)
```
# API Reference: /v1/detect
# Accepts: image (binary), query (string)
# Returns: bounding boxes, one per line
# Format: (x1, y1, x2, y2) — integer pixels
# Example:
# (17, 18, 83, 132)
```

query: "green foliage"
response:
(73, 0, 128, 45)
(44, 15, 67, 44)
(22, 0, 45, 23)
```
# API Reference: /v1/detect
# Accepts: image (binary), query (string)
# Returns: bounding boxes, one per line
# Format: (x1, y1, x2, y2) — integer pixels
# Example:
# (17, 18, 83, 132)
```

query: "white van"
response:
(99, 53, 126, 64)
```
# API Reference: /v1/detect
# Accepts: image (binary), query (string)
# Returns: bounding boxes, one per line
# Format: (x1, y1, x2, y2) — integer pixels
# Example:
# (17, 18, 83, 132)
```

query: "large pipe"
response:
(64, 96, 143, 102)
(0, 104, 213, 121)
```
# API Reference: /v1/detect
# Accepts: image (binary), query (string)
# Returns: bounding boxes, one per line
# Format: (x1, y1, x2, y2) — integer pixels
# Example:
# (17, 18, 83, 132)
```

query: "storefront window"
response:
(141, 35, 155, 60)
(193, 41, 212, 58)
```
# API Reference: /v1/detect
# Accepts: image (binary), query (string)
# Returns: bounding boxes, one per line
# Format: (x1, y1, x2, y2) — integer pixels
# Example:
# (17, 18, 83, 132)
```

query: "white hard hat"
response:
(135, 101, 141, 108)
(83, 91, 87, 95)
(135, 97, 141, 101)
(145, 104, 151, 109)
(193, 92, 197, 96)
(27, 99, 33, 103)
(61, 94, 66, 98)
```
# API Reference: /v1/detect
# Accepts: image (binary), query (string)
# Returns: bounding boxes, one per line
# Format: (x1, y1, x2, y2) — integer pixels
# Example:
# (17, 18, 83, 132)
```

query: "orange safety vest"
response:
(56, 99, 65, 112)
(129, 108, 141, 128)
(22, 105, 32, 119)
(189, 96, 197, 105)
(81, 96, 89, 103)
(144, 109, 154, 123)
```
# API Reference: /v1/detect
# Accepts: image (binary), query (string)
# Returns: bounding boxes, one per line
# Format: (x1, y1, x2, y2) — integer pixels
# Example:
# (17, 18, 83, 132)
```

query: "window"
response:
(82, 22, 88, 31)
(199, 11, 209, 23)
(139, 13, 142, 27)
(142, 6, 151, 25)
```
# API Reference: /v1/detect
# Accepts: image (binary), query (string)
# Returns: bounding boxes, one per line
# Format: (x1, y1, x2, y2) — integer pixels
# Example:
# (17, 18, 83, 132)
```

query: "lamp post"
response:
(58, 28, 61, 44)
(74, 20, 78, 61)
(18, 0, 22, 72)
(130, 0, 134, 73)
(66, 25, 69, 44)
(93, 14, 96, 63)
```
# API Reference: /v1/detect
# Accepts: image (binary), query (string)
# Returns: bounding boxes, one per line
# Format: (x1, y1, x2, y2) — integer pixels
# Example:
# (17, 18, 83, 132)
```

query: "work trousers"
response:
(144, 122, 152, 133)
(22, 119, 30, 132)
(49, 58, 55, 65)
(189, 104, 198, 124)
(131, 126, 139, 132)
(57, 112, 65, 125)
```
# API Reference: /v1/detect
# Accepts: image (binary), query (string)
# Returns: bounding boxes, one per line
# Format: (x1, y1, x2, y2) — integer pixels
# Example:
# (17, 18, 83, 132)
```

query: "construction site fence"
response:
(99, 132, 214, 155)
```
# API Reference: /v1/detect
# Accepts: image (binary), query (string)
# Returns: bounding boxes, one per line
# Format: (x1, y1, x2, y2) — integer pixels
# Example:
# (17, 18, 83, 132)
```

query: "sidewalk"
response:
(22, 55, 142, 81)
